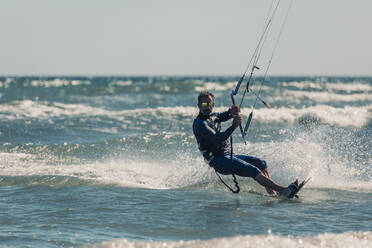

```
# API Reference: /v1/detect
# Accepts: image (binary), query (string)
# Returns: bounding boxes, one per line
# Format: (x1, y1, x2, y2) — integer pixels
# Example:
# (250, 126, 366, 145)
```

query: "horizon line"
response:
(1, 73, 372, 78)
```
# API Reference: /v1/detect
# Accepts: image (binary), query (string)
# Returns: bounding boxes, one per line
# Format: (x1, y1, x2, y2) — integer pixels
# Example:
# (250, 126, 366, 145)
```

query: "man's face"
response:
(198, 95, 214, 116)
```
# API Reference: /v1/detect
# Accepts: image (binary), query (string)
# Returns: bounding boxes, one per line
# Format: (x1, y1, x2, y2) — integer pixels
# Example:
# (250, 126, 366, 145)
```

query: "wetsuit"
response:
(192, 110, 267, 178)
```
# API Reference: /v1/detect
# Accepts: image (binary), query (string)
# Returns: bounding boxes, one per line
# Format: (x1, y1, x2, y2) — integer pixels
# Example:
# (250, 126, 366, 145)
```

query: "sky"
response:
(1, 0, 372, 76)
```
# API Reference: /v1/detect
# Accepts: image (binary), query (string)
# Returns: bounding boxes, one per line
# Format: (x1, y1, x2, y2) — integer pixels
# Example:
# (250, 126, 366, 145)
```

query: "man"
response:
(192, 91, 298, 198)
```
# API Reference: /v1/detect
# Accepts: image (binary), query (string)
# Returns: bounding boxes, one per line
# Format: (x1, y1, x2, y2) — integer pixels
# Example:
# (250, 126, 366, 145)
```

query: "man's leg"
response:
(211, 155, 262, 177)
(235, 155, 275, 194)
(211, 155, 292, 197)
(255, 173, 291, 197)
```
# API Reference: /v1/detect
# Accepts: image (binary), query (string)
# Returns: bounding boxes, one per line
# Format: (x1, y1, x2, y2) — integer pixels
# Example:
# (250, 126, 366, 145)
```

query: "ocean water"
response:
(0, 76, 371, 247)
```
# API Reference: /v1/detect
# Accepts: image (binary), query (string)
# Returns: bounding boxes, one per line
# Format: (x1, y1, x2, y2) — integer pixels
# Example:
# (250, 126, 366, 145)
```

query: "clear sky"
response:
(1, 0, 371, 76)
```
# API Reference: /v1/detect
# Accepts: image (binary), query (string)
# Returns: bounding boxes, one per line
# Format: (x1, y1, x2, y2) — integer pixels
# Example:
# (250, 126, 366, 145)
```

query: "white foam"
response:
(194, 80, 271, 92)
(282, 90, 372, 102)
(110, 80, 133, 86)
(99, 104, 371, 129)
(239, 134, 372, 193)
(325, 82, 372, 92)
(1, 101, 370, 128)
(86, 231, 372, 248)
(0, 151, 206, 189)
(281, 80, 323, 90)
(0, 100, 109, 119)
(240, 104, 372, 127)
(0, 78, 91, 88)
(194, 81, 235, 92)
(0, 77, 14, 88)
(1, 119, 370, 191)
(281, 80, 372, 92)
(30, 79, 91, 87)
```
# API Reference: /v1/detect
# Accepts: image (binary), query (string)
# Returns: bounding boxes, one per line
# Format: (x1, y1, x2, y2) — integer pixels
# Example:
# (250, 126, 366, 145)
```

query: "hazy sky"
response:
(1, 0, 371, 76)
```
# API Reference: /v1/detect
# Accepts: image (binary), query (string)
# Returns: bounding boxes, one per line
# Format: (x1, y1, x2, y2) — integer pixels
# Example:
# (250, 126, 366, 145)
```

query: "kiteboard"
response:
(290, 177, 311, 199)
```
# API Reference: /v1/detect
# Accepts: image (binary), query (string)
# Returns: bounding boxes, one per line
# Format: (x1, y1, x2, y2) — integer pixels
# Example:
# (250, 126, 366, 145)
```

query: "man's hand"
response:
(233, 115, 242, 128)
(230, 104, 240, 116)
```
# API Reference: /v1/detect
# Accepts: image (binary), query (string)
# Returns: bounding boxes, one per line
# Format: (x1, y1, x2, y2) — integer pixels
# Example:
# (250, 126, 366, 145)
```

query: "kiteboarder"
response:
(193, 91, 298, 198)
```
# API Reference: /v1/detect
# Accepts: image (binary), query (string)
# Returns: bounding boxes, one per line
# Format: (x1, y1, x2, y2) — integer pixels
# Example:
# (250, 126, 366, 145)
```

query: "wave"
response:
(85, 231, 372, 248)
(0, 175, 99, 187)
(2, 77, 371, 99)
(281, 80, 372, 92)
(126, 105, 372, 128)
(1, 122, 371, 192)
(109, 80, 133, 86)
(240, 104, 372, 127)
(236, 132, 372, 193)
(0, 77, 91, 88)
(2, 100, 370, 127)
(193, 80, 271, 92)
(190, 78, 372, 94)
(0, 100, 105, 119)
(28, 78, 91, 87)
(0, 151, 206, 189)
(281, 90, 372, 102)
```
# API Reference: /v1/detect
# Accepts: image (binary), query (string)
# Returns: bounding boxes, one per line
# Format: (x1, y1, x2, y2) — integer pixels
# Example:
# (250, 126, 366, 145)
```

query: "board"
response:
(292, 177, 311, 199)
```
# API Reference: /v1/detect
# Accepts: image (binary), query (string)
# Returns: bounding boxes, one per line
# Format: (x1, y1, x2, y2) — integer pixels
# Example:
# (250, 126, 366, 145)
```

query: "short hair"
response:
(198, 91, 214, 104)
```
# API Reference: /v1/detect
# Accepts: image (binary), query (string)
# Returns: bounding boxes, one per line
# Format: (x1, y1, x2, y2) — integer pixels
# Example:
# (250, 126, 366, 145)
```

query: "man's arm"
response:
(216, 109, 233, 122)
(197, 120, 236, 143)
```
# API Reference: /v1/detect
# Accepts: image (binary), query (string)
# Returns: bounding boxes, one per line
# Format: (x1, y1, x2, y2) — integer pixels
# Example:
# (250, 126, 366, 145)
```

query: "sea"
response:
(0, 76, 371, 247)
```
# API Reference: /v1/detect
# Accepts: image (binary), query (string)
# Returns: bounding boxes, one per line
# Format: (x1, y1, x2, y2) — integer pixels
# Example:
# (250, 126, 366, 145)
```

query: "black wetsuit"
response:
(193, 110, 267, 178)
(192, 110, 234, 163)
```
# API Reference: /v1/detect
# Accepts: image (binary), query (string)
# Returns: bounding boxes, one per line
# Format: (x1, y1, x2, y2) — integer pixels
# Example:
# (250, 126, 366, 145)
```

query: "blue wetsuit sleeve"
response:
(197, 120, 235, 143)
(216, 109, 233, 122)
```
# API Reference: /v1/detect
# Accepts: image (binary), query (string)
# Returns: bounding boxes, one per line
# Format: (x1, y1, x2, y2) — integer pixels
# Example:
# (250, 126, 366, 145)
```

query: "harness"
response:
(214, 135, 240, 194)
(213, 116, 240, 193)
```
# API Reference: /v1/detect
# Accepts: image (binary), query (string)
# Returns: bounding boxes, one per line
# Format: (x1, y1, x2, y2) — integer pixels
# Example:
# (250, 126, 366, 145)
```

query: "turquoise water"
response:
(0, 76, 371, 247)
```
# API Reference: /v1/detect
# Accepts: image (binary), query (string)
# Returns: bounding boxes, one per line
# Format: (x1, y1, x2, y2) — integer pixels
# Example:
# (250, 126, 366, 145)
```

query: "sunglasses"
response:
(201, 102, 214, 107)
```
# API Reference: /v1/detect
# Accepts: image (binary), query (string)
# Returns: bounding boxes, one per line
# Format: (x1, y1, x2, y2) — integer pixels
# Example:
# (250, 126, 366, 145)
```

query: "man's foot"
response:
(286, 179, 299, 199)
(277, 179, 298, 198)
